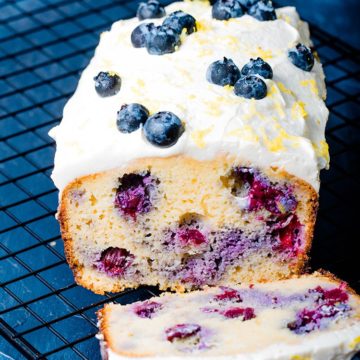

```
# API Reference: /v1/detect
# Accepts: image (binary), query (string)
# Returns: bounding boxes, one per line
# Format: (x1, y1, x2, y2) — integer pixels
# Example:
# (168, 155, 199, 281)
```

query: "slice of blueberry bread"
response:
(98, 273, 360, 360)
(51, 1, 329, 293)
(60, 155, 317, 294)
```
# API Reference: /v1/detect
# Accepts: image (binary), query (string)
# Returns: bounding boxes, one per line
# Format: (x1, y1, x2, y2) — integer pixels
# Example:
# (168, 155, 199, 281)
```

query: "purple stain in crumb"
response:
(97, 247, 135, 276)
(114, 172, 159, 220)
(178, 257, 218, 286)
(239, 287, 307, 309)
(231, 167, 298, 215)
(173, 229, 269, 286)
(288, 285, 351, 334)
(71, 189, 85, 202)
(163, 214, 304, 287)
(201, 307, 218, 314)
(216, 229, 247, 264)
(165, 324, 201, 342)
(133, 301, 162, 318)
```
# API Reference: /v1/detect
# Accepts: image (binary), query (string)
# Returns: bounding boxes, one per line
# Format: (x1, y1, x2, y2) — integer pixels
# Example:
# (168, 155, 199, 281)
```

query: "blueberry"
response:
(114, 172, 158, 219)
(98, 247, 135, 276)
(241, 57, 273, 79)
(212, 0, 244, 21)
(163, 10, 197, 35)
(143, 111, 184, 147)
(177, 229, 207, 246)
(238, 0, 260, 9)
(214, 287, 242, 302)
(137, 0, 165, 20)
(146, 25, 180, 55)
(248, 0, 277, 21)
(94, 71, 121, 97)
(220, 307, 256, 320)
(206, 57, 240, 86)
(234, 75, 267, 99)
(131, 22, 155, 48)
(117, 104, 149, 134)
(288, 43, 315, 72)
(133, 301, 162, 318)
(287, 301, 351, 334)
(165, 324, 201, 342)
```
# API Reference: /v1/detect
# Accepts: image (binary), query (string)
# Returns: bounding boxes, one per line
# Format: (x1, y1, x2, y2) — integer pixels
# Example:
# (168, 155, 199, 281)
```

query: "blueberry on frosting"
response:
(163, 10, 197, 35)
(137, 0, 165, 20)
(131, 23, 155, 48)
(146, 25, 180, 55)
(212, 0, 244, 21)
(206, 57, 241, 86)
(248, 0, 277, 21)
(94, 71, 121, 97)
(234, 75, 267, 99)
(288, 43, 315, 72)
(117, 104, 149, 134)
(241, 57, 273, 79)
(132, 10, 196, 54)
(143, 111, 184, 147)
(238, 0, 261, 9)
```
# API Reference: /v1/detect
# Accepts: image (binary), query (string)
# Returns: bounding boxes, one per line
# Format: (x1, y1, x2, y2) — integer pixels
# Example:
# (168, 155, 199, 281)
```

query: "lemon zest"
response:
(300, 79, 319, 96)
(191, 127, 214, 148)
(291, 101, 308, 119)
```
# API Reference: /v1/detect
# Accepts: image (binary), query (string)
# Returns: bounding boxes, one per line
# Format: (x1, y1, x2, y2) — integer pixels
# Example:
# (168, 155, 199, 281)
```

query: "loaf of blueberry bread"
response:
(50, 0, 329, 293)
(97, 272, 360, 360)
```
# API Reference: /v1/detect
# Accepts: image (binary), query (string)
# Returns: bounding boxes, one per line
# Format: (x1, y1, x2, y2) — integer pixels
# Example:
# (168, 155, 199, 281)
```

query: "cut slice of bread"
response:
(98, 272, 360, 359)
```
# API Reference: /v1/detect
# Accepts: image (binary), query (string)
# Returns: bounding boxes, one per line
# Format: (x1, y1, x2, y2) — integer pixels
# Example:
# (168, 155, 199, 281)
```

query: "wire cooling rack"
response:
(0, 0, 359, 358)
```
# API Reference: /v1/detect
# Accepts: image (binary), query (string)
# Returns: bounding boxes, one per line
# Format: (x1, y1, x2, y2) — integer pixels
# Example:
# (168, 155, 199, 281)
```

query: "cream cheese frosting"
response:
(99, 275, 360, 360)
(49, 1, 329, 193)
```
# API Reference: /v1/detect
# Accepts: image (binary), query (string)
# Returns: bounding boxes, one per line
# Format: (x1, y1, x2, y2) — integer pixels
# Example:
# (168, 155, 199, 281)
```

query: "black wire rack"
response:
(0, 0, 359, 359)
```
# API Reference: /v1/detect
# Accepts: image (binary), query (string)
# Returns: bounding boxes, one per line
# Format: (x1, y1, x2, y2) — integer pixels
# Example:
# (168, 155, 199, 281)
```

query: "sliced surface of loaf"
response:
(98, 272, 360, 360)
(60, 155, 317, 294)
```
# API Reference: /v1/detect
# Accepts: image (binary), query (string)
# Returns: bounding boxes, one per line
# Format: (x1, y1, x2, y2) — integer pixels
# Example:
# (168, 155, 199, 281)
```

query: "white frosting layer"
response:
(50, 1, 329, 192)
(100, 275, 360, 360)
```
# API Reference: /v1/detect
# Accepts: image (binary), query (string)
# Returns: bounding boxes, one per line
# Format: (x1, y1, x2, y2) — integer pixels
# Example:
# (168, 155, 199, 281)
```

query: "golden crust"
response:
(58, 155, 319, 295)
